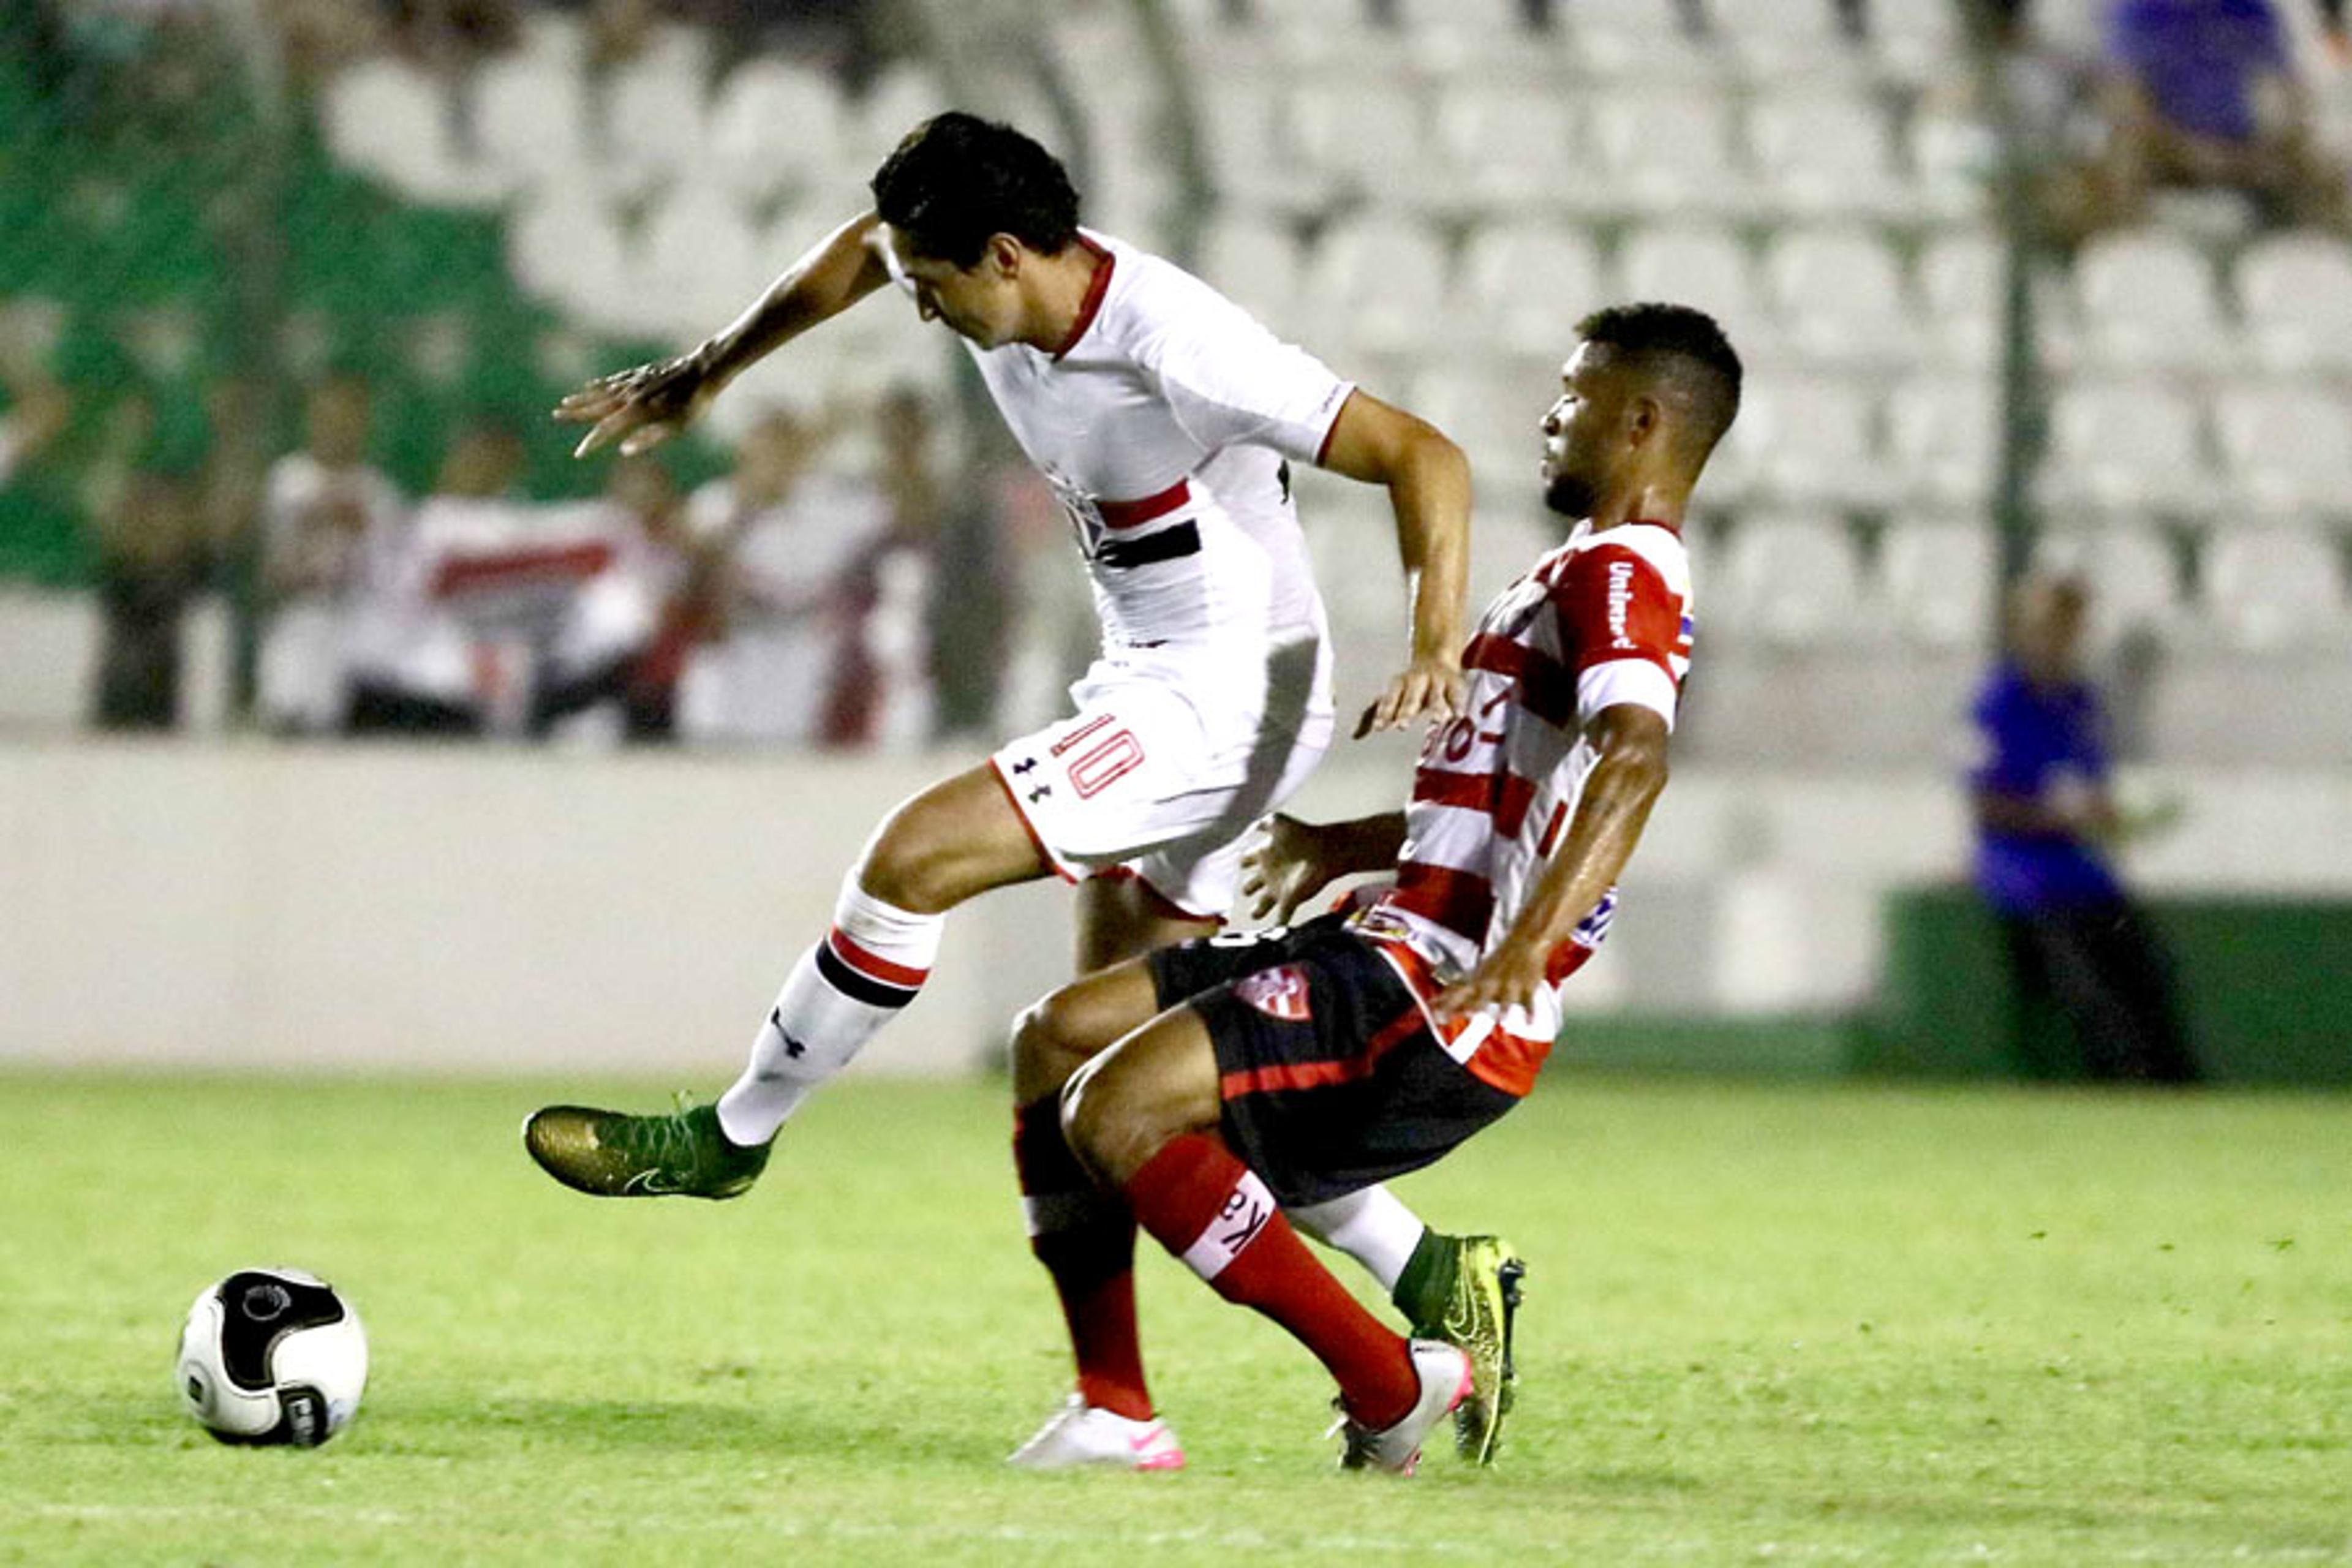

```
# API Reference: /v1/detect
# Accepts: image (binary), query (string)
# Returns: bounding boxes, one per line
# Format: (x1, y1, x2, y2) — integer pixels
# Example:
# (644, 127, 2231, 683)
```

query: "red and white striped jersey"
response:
(1352, 519, 1693, 1096)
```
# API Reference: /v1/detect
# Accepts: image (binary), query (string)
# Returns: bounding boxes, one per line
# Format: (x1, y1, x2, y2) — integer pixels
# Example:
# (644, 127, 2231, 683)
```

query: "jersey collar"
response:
(1049, 235, 1116, 361)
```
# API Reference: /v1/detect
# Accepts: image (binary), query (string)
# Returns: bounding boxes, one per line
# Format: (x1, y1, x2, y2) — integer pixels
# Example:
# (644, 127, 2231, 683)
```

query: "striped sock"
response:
(1012, 1096, 1150, 1420)
(716, 880, 942, 1147)
(1123, 1133, 1417, 1428)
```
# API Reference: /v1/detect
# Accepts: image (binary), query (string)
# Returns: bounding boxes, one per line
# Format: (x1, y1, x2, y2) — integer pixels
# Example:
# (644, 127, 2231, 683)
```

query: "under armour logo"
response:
(1028, 785, 1052, 803)
(1011, 757, 1039, 774)
(769, 1008, 806, 1058)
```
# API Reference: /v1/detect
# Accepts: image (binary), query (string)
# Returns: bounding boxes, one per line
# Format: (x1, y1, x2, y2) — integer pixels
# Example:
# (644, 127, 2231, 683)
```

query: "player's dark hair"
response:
(869, 111, 1082, 270)
(1575, 302, 1744, 459)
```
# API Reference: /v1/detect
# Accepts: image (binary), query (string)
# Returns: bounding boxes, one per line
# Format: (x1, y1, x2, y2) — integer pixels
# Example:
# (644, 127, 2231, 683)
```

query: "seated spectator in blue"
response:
(1969, 574, 2199, 1084)
(2098, 0, 2351, 232)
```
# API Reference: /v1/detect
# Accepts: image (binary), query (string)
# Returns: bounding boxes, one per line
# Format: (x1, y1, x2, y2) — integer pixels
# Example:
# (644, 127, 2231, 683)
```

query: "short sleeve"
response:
(1143, 283, 1355, 467)
(1551, 543, 1684, 729)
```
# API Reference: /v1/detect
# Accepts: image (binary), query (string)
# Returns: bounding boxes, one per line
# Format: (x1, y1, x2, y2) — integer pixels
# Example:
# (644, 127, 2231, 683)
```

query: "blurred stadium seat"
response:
(1724, 371, 1898, 513)
(1879, 514, 1999, 648)
(2209, 383, 2352, 522)
(2071, 230, 2234, 375)
(1452, 220, 1604, 355)
(2234, 232, 2352, 378)
(1709, 512, 1871, 649)
(1589, 88, 1756, 219)
(1747, 87, 1914, 222)
(1765, 226, 1922, 371)
(2040, 380, 2221, 520)
(2201, 526, 2348, 652)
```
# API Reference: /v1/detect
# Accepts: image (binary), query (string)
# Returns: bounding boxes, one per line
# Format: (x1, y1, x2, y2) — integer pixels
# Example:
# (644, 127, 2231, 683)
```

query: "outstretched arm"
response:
(1431, 703, 1670, 1020)
(556, 211, 893, 458)
(1314, 391, 1472, 737)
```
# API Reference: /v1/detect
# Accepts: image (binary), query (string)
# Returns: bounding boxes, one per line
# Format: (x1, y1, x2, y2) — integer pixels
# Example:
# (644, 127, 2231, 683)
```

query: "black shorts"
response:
(1148, 915, 1519, 1207)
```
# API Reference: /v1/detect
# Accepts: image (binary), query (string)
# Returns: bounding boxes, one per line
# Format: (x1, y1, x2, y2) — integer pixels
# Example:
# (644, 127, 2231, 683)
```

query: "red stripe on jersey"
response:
(1461, 632, 1529, 682)
(1095, 478, 1191, 530)
(1462, 633, 1578, 729)
(1389, 862, 1494, 946)
(1412, 768, 1537, 839)
(826, 929, 930, 989)
(431, 542, 614, 598)
(1218, 1003, 1427, 1099)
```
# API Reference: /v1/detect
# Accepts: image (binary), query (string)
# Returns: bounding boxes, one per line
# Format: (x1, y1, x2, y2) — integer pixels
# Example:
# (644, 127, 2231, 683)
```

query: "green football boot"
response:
(1398, 1232, 1526, 1465)
(523, 1097, 770, 1199)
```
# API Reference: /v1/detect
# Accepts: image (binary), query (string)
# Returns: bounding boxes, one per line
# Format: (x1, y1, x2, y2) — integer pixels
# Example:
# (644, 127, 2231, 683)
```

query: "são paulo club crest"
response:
(1235, 965, 1313, 1022)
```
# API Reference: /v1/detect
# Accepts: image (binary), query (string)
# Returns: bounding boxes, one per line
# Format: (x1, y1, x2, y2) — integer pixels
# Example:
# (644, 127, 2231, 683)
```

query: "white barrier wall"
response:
(4, 736, 2350, 1072)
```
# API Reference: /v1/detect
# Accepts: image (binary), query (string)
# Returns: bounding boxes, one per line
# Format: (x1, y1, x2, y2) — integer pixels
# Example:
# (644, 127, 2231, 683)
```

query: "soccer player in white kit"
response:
(523, 113, 1512, 1457)
(1024, 303, 1739, 1474)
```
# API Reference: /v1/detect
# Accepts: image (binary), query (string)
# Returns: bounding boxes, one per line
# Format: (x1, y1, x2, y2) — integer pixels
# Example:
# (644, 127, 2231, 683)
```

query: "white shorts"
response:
(989, 643, 1333, 919)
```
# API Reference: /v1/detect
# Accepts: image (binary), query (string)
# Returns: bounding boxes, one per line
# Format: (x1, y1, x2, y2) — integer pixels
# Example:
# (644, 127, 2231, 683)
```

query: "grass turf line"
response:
(1, 1071, 2347, 1566)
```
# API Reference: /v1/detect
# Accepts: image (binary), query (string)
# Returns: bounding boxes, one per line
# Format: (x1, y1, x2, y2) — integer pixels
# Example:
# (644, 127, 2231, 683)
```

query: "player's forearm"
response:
(1388, 431, 1472, 664)
(700, 212, 890, 387)
(1319, 811, 1410, 877)
(1504, 727, 1667, 958)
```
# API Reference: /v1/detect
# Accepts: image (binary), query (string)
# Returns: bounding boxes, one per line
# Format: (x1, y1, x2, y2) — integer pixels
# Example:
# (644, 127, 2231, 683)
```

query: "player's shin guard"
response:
(1123, 1133, 1419, 1429)
(715, 880, 943, 1147)
(1014, 1097, 1151, 1420)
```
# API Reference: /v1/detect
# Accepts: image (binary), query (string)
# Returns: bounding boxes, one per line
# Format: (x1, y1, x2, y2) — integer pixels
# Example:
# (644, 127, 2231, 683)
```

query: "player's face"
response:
(1539, 344, 1621, 518)
(884, 227, 1023, 349)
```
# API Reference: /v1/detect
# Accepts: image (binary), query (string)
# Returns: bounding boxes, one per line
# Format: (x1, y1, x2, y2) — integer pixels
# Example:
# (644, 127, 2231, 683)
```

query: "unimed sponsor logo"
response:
(1607, 557, 1637, 650)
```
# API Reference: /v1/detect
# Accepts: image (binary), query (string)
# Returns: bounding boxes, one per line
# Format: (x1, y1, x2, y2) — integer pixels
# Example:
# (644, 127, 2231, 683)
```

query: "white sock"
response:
(1286, 1184, 1427, 1294)
(715, 879, 943, 1147)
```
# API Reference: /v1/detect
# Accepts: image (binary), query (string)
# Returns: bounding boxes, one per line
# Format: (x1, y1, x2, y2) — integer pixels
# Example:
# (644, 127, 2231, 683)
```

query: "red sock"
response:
(1123, 1132, 1417, 1428)
(1013, 1097, 1151, 1421)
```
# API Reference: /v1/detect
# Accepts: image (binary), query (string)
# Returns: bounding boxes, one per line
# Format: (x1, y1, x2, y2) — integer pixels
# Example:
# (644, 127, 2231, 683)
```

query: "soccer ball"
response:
(175, 1268, 368, 1447)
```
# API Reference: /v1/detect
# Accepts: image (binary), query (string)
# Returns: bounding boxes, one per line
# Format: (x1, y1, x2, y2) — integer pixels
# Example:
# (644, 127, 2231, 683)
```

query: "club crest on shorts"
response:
(1235, 965, 1312, 1022)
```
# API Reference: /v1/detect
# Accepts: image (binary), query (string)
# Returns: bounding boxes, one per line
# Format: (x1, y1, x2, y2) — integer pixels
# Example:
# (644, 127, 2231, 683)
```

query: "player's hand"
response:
(552, 348, 718, 459)
(1355, 651, 1465, 739)
(1240, 813, 1340, 924)
(1429, 936, 1550, 1023)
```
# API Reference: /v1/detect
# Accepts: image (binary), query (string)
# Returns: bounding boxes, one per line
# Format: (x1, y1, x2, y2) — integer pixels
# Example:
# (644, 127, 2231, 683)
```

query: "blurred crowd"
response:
(1948, 0, 2351, 244)
(0, 334, 954, 746)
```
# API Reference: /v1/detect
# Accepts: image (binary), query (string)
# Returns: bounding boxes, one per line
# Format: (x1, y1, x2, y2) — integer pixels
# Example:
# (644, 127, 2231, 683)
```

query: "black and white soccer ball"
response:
(175, 1268, 368, 1447)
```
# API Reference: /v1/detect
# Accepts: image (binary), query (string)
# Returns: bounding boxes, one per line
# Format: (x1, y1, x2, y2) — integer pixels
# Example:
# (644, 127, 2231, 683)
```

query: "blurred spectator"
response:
(385, 0, 521, 74)
(2095, 0, 2352, 233)
(0, 368, 69, 488)
(257, 374, 405, 734)
(342, 420, 528, 736)
(1945, 0, 2119, 246)
(1967, 574, 2201, 1084)
(675, 405, 902, 748)
(528, 452, 690, 742)
(90, 446, 210, 731)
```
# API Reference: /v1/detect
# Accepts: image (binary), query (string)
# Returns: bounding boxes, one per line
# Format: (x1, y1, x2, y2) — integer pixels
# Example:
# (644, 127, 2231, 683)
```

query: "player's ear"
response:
(985, 233, 1023, 277)
(1624, 393, 1665, 450)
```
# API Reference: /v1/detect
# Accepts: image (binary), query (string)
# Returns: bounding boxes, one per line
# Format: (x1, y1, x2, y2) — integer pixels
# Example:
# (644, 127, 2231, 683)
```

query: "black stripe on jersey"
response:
(816, 941, 918, 1009)
(1096, 521, 1200, 571)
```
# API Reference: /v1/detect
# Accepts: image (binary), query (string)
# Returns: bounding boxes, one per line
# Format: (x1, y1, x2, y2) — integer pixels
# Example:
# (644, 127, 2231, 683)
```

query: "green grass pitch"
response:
(2, 1069, 2346, 1566)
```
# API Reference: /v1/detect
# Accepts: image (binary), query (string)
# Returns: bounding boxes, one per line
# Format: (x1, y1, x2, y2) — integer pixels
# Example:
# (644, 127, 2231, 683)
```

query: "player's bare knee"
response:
(856, 809, 957, 913)
(1010, 992, 1091, 1101)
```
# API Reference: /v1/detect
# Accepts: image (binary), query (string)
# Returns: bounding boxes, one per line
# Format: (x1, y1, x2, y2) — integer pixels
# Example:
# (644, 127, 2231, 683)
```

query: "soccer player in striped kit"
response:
(1017, 304, 1740, 1472)
(524, 113, 1519, 1463)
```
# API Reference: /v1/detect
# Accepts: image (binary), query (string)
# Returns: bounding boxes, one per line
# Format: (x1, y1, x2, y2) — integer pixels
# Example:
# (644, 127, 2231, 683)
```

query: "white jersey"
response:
(255, 453, 406, 729)
(1352, 521, 1694, 1095)
(961, 230, 1351, 678)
